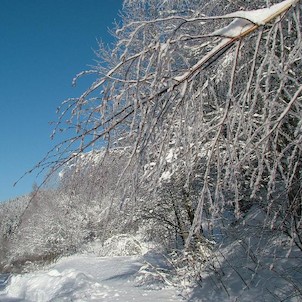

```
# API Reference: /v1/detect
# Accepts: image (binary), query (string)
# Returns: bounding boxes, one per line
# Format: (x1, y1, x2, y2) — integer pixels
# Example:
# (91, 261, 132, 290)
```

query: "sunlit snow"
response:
(0, 254, 181, 302)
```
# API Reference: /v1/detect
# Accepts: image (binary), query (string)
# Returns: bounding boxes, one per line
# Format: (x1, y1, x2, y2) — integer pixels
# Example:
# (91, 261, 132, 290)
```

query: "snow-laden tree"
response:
(0, 196, 30, 271)
(32, 0, 302, 252)
(1, 189, 110, 273)
(57, 148, 139, 240)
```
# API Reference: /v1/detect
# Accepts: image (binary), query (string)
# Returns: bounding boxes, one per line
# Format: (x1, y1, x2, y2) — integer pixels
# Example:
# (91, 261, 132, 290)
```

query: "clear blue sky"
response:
(0, 0, 123, 202)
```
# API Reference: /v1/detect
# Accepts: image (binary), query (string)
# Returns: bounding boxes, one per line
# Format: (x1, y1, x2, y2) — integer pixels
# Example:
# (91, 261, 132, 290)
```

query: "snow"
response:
(211, 18, 252, 38)
(173, 0, 297, 84)
(191, 207, 302, 302)
(222, 0, 298, 25)
(0, 254, 181, 302)
(166, 148, 176, 163)
(1, 208, 302, 301)
(160, 171, 172, 181)
(211, 0, 298, 38)
(211, 0, 298, 37)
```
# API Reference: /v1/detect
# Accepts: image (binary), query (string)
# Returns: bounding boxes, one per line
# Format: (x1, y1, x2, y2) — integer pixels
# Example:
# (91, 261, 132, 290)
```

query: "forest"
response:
(1, 0, 302, 300)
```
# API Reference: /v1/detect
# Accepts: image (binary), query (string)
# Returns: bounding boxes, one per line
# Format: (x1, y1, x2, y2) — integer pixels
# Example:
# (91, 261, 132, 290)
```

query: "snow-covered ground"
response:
(1, 208, 302, 301)
(0, 254, 181, 302)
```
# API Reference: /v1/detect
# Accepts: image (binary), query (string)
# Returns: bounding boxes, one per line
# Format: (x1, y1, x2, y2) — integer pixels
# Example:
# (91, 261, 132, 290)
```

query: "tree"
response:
(31, 0, 302, 251)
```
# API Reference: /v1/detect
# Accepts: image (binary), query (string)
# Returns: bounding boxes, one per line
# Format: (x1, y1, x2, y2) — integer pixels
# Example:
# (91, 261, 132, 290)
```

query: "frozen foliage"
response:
(0, 196, 30, 236)
(98, 234, 143, 257)
(0, 191, 107, 273)
(0, 196, 30, 270)
(31, 0, 302, 249)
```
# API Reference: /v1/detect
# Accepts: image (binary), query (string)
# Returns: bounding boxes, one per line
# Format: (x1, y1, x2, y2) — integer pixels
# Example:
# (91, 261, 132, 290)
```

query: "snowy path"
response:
(0, 255, 182, 301)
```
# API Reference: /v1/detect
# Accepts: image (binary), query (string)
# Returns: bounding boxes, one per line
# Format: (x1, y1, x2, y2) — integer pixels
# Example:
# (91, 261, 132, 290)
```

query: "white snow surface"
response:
(0, 254, 181, 302)
(1, 209, 302, 301)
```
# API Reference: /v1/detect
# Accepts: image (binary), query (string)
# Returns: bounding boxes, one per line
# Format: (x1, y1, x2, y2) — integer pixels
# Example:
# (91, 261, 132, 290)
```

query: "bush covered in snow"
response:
(99, 234, 143, 257)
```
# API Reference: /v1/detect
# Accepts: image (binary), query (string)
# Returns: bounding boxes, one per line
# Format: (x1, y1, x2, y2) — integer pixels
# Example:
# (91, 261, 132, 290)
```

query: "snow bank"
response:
(0, 254, 181, 302)
(2, 268, 109, 301)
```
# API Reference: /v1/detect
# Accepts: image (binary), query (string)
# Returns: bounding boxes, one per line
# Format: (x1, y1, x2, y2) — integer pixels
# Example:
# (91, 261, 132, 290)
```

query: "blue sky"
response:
(0, 0, 123, 202)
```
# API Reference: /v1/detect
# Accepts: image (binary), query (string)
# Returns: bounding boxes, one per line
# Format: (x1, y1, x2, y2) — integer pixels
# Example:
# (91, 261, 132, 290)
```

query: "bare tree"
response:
(30, 0, 302, 251)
